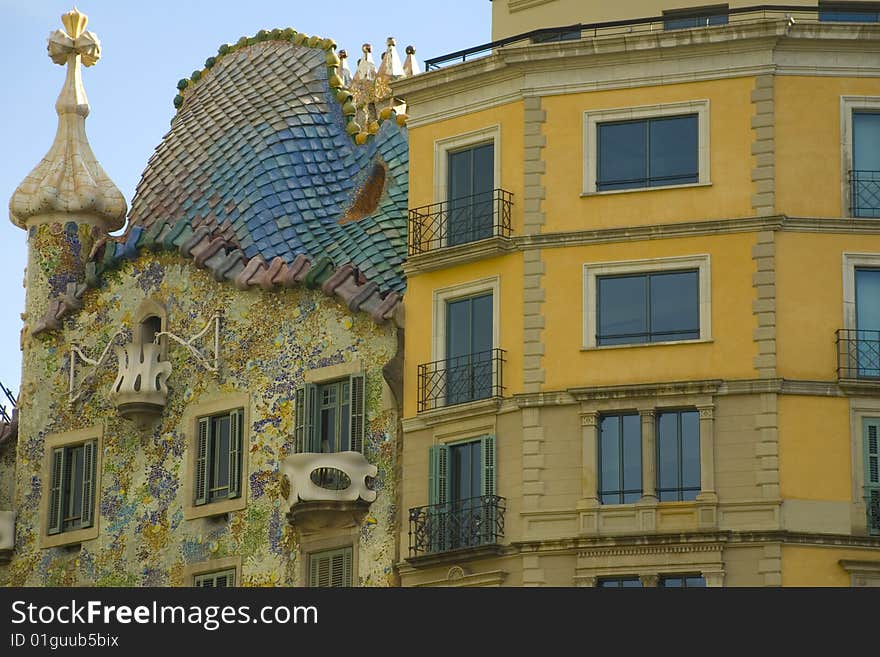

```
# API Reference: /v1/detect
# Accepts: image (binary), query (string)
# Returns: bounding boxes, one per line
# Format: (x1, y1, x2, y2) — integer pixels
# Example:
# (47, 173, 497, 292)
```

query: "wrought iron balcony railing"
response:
(869, 493, 879, 536)
(409, 189, 513, 255)
(837, 329, 880, 380)
(408, 495, 506, 557)
(850, 170, 880, 218)
(417, 348, 505, 412)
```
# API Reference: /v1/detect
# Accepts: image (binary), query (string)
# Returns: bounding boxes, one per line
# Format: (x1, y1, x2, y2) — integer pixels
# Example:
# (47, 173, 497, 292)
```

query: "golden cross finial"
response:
(48, 7, 101, 67)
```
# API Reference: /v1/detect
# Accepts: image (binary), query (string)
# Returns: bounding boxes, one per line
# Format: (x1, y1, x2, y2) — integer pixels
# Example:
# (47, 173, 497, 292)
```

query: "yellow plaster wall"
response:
(402, 253, 524, 418)
(541, 232, 757, 390)
(781, 546, 876, 586)
(778, 395, 851, 501)
(775, 232, 880, 380)
(407, 101, 525, 236)
(776, 76, 880, 219)
(541, 77, 756, 232)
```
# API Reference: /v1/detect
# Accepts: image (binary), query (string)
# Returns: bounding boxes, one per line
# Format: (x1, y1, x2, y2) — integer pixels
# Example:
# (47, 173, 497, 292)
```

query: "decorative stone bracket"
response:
(282, 451, 377, 505)
(0, 510, 15, 560)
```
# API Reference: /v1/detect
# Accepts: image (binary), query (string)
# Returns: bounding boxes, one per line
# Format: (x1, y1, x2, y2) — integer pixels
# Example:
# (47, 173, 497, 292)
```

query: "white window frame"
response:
(432, 276, 501, 363)
(582, 255, 712, 349)
(842, 252, 880, 330)
(433, 125, 501, 205)
(582, 100, 711, 195)
(840, 96, 880, 218)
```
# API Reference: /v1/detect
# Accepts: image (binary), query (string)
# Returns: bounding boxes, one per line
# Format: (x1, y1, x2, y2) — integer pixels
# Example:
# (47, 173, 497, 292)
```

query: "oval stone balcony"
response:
(281, 451, 377, 533)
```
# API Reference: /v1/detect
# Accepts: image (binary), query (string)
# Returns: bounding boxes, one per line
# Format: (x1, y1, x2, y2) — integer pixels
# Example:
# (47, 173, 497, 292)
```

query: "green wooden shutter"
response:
(428, 444, 449, 506)
(80, 440, 97, 529)
(333, 547, 353, 587)
(47, 447, 66, 535)
(295, 384, 317, 453)
(310, 548, 353, 587)
(481, 435, 497, 496)
(349, 373, 365, 453)
(228, 409, 243, 499)
(194, 417, 210, 506)
(480, 435, 497, 546)
(866, 420, 880, 534)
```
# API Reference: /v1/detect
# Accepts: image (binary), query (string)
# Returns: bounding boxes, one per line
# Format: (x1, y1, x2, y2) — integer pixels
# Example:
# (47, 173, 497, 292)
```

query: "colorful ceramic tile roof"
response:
(127, 35, 410, 296)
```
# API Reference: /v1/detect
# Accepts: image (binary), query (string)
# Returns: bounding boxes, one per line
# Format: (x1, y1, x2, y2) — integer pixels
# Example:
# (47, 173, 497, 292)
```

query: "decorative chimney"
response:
(8, 8, 126, 337)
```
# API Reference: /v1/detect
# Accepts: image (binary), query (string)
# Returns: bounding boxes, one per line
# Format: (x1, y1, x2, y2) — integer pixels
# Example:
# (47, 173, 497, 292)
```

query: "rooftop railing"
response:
(424, 5, 875, 70)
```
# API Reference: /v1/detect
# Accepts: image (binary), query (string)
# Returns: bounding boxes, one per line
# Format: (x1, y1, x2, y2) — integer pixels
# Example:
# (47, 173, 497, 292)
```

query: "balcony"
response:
(409, 189, 513, 255)
(837, 329, 880, 382)
(417, 348, 505, 413)
(408, 495, 506, 562)
(870, 495, 880, 536)
(851, 171, 880, 218)
(0, 510, 14, 561)
(281, 451, 377, 533)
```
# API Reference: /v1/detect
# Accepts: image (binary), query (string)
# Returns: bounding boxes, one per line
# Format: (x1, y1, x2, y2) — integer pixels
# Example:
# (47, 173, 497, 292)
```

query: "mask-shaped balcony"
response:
(281, 451, 377, 533)
(0, 510, 14, 562)
(111, 341, 171, 427)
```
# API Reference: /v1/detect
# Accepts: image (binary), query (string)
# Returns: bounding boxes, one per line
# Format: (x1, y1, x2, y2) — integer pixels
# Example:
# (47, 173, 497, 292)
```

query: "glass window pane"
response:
(854, 112, 880, 171)
(600, 415, 620, 503)
(657, 412, 679, 500)
(622, 414, 642, 502)
(681, 410, 701, 498)
(471, 293, 494, 354)
(649, 115, 698, 187)
(685, 576, 706, 587)
(650, 271, 700, 341)
(472, 144, 494, 196)
(448, 149, 472, 200)
(820, 10, 880, 22)
(446, 298, 471, 359)
(321, 406, 337, 452)
(215, 416, 230, 490)
(598, 121, 647, 190)
(598, 275, 647, 345)
(856, 268, 880, 330)
(661, 576, 683, 587)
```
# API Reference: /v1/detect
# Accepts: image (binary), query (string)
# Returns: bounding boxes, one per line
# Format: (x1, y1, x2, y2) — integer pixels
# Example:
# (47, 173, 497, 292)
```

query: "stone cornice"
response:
(566, 379, 723, 402)
(395, 20, 880, 128)
(402, 236, 517, 276)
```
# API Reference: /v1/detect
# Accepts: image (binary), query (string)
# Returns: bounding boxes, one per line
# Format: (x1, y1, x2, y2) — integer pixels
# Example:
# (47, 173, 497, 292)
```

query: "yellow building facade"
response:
(395, 2, 880, 586)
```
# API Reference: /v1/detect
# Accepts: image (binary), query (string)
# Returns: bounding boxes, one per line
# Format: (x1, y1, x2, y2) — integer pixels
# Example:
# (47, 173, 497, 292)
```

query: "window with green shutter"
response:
(193, 568, 236, 587)
(309, 547, 353, 587)
(47, 439, 98, 536)
(294, 374, 366, 454)
(194, 409, 244, 506)
(865, 419, 880, 535)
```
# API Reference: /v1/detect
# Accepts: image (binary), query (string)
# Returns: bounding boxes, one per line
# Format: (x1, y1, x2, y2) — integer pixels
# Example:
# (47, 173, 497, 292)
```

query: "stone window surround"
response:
(40, 425, 103, 549)
(183, 555, 242, 587)
(182, 391, 250, 521)
(839, 559, 880, 587)
(433, 125, 502, 205)
(839, 96, 880, 218)
(582, 99, 711, 196)
(582, 254, 712, 350)
(300, 531, 359, 588)
(849, 398, 880, 535)
(579, 395, 717, 508)
(578, 570, 725, 587)
(133, 297, 168, 361)
(431, 276, 501, 363)
(842, 252, 880, 331)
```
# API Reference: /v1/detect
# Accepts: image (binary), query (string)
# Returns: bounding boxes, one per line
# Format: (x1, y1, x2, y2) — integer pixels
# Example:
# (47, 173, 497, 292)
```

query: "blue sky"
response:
(0, 0, 492, 400)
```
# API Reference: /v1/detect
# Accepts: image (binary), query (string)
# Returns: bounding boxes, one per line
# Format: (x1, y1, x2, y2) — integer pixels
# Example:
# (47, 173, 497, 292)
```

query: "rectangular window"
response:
(852, 112, 880, 218)
(48, 440, 97, 536)
(599, 577, 643, 588)
(865, 419, 880, 535)
(446, 293, 494, 405)
(599, 414, 642, 504)
(295, 374, 365, 454)
(194, 569, 236, 587)
(663, 5, 729, 30)
(428, 436, 498, 552)
(820, 2, 880, 22)
(309, 547, 353, 587)
(597, 114, 698, 192)
(597, 270, 699, 346)
(660, 574, 706, 587)
(657, 410, 701, 502)
(448, 143, 495, 246)
(194, 409, 243, 506)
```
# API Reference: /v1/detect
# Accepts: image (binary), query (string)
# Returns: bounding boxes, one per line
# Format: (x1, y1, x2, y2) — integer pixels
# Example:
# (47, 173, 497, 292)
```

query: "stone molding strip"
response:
(31, 218, 401, 336)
